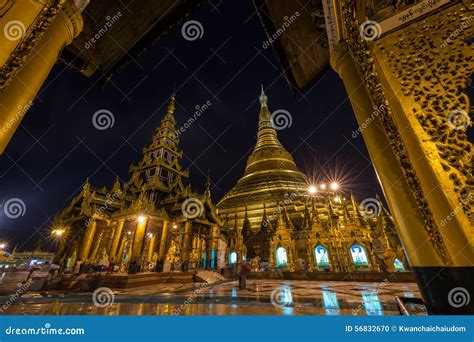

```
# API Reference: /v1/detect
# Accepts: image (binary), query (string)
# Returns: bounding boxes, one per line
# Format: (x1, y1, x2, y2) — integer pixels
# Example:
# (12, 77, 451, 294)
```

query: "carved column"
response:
(181, 221, 192, 271)
(211, 224, 219, 269)
(369, 4, 473, 314)
(89, 231, 103, 262)
(0, 0, 62, 73)
(157, 220, 169, 261)
(334, 0, 473, 314)
(78, 220, 97, 262)
(0, 0, 83, 153)
(129, 217, 148, 266)
(109, 219, 125, 259)
(147, 234, 156, 262)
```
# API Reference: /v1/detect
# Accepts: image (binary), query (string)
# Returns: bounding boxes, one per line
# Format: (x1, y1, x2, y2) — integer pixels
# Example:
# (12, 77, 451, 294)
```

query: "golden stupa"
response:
(217, 87, 308, 231)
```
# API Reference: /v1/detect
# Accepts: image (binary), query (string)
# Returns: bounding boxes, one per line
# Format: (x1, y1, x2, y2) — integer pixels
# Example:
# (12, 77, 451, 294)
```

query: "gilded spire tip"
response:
(259, 85, 267, 107)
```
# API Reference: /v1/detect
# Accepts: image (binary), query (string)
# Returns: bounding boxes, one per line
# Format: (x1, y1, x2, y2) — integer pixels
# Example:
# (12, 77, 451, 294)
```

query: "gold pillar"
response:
(372, 22, 473, 266)
(330, 41, 443, 267)
(147, 234, 156, 261)
(157, 220, 169, 261)
(89, 231, 103, 262)
(0, 0, 54, 67)
(181, 221, 192, 267)
(130, 217, 148, 264)
(109, 219, 125, 259)
(78, 220, 97, 262)
(0, 0, 83, 153)
(211, 225, 218, 268)
(116, 237, 127, 264)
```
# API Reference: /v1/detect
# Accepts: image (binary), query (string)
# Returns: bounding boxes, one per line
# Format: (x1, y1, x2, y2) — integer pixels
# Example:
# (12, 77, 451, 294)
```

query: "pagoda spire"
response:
(240, 88, 306, 182)
(128, 91, 189, 193)
(242, 207, 252, 241)
(254, 86, 283, 151)
(350, 193, 366, 226)
(167, 89, 176, 116)
(259, 84, 267, 107)
(303, 204, 312, 230)
(327, 199, 338, 227)
(261, 203, 273, 233)
(204, 169, 211, 199)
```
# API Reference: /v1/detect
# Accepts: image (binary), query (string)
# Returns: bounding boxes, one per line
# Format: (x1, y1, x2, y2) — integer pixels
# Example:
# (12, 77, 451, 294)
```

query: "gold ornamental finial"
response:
(167, 90, 176, 114)
(259, 84, 267, 107)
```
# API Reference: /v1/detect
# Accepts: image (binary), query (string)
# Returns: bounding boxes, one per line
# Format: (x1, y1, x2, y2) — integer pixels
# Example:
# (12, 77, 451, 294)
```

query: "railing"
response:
(395, 296, 427, 315)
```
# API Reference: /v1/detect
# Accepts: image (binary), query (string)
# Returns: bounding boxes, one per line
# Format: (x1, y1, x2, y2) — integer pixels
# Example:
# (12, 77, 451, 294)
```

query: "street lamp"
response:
(330, 182, 339, 191)
(320, 183, 327, 190)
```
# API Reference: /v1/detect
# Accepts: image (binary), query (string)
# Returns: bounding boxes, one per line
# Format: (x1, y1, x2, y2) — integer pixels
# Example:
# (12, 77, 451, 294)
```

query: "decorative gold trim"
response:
(0, 0, 64, 92)
(340, 0, 452, 265)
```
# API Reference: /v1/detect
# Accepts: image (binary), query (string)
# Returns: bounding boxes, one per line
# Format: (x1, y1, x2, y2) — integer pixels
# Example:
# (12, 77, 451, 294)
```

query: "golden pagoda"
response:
(218, 88, 406, 273)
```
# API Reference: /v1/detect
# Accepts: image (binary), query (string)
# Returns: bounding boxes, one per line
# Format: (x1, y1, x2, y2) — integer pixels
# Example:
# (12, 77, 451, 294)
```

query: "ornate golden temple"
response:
(52, 89, 406, 276)
(54, 93, 222, 273)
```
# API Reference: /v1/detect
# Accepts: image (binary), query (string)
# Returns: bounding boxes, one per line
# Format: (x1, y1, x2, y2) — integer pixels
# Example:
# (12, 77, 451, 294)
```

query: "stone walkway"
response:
(1, 280, 423, 315)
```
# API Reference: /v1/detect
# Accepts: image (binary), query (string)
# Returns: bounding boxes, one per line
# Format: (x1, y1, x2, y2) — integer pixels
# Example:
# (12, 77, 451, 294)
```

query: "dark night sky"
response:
(0, 1, 383, 251)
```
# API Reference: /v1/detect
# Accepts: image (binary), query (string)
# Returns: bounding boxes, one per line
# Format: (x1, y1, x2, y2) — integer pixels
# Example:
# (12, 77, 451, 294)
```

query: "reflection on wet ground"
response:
(0, 280, 423, 316)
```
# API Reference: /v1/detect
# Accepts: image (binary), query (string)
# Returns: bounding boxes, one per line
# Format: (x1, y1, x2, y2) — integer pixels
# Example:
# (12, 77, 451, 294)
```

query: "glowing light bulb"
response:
(330, 182, 339, 190)
(308, 185, 317, 195)
(56, 229, 64, 236)
(137, 215, 146, 224)
(320, 183, 327, 190)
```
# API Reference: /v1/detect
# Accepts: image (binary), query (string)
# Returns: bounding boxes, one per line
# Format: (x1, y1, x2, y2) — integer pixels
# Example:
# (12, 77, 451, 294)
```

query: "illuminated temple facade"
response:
(55, 93, 222, 273)
(218, 89, 407, 272)
(55, 90, 407, 274)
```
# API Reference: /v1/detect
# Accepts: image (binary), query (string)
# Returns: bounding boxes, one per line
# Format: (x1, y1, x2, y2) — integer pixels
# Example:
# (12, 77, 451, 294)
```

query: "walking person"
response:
(238, 261, 251, 290)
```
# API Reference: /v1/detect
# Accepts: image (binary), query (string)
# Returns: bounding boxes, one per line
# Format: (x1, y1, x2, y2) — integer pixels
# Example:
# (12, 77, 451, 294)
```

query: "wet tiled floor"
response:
(0, 280, 422, 316)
